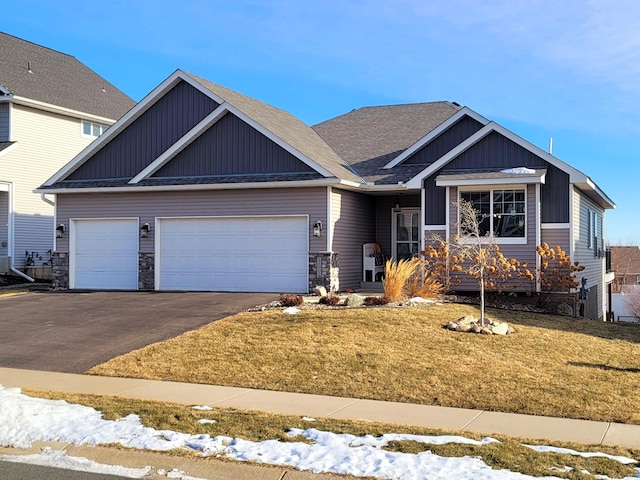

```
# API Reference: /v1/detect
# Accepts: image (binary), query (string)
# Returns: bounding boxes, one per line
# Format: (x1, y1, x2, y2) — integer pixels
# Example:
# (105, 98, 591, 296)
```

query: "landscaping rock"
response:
(557, 302, 574, 316)
(445, 315, 515, 335)
(314, 285, 327, 297)
(344, 293, 365, 307)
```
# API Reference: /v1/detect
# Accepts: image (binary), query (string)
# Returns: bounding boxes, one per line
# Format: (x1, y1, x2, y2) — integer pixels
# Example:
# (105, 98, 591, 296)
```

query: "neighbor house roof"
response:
(0, 32, 134, 120)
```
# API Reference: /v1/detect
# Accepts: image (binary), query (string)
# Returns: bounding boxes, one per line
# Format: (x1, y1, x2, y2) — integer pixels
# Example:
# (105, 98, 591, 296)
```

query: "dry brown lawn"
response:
(89, 303, 640, 425)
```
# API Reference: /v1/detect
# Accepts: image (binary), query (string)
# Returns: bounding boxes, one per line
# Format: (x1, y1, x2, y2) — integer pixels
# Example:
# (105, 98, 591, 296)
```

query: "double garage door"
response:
(71, 216, 308, 292)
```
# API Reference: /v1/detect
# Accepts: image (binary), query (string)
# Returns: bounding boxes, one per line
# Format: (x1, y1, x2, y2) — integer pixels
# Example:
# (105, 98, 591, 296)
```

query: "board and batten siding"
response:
(153, 113, 315, 178)
(6, 105, 101, 267)
(0, 103, 9, 141)
(448, 185, 538, 291)
(330, 188, 375, 289)
(55, 188, 329, 255)
(67, 80, 218, 181)
(572, 186, 606, 319)
(405, 115, 484, 166)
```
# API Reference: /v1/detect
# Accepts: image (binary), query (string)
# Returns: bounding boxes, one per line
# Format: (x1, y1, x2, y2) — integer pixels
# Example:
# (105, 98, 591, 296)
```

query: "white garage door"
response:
(158, 216, 308, 293)
(72, 219, 139, 289)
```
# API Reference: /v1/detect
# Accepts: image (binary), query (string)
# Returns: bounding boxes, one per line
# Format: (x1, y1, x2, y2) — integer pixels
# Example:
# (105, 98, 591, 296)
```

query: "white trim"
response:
(0, 183, 8, 192)
(326, 186, 333, 252)
(535, 182, 541, 261)
(541, 223, 571, 229)
(0, 142, 17, 158)
(569, 186, 575, 263)
(435, 173, 545, 187)
(37, 178, 352, 195)
(129, 104, 228, 183)
(420, 188, 425, 253)
(424, 225, 447, 230)
(445, 187, 451, 241)
(11, 95, 118, 125)
(383, 107, 489, 169)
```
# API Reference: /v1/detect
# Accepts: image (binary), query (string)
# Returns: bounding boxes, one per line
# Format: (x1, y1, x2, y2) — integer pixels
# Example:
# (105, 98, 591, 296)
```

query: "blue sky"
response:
(3, 0, 639, 244)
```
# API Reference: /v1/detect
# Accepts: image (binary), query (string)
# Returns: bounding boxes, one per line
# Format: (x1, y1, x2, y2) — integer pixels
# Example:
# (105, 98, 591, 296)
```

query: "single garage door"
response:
(72, 219, 139, 289)
(158, 216, 308, 293)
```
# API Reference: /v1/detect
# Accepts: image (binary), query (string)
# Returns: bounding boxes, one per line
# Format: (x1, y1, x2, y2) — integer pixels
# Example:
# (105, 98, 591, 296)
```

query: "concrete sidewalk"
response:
(1, 367, 639, 478)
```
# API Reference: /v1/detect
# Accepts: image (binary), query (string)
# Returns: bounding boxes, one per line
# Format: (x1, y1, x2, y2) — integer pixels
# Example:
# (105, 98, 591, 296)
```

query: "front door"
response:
(392, 209, 420, 261)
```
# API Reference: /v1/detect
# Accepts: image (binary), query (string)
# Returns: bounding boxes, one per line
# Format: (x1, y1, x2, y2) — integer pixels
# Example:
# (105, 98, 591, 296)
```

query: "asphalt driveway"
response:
(0, 291, 276, 373)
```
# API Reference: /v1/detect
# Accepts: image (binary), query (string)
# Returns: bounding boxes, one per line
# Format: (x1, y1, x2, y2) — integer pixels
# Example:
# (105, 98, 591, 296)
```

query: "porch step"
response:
(359, 281, 384, 293)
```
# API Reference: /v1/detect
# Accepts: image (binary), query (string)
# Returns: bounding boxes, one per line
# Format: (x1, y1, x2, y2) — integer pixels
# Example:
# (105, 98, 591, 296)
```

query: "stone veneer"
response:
(309, 252, 339, 293)
(51, 251, 69, 289)
(52, 250, 337, 294)
(138, 252, 154, 290)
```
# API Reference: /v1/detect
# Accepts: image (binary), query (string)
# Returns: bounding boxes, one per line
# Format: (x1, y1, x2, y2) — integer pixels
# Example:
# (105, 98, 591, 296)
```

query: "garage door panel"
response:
(73, 219, 138, 290)
(159, 217, 308, 292)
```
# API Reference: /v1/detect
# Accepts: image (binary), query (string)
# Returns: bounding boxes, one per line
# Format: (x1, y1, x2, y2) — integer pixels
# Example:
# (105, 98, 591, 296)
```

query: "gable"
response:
(403, 115, 484, 166)
(65, 80, 218, 181)
(152, 111, 316, 178)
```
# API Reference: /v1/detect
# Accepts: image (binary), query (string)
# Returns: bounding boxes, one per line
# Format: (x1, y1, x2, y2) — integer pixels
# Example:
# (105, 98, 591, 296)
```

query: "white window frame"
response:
(458, 186, 527, 245)
(587, 209, 601, 250)
(81, 120, 108, 138)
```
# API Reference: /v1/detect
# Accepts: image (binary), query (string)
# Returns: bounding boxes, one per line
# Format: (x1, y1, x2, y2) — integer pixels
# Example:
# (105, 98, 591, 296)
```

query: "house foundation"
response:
(309, 252, 339, 293)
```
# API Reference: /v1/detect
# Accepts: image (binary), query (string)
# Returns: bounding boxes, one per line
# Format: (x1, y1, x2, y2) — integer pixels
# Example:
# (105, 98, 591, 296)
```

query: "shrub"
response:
(319, 295, 340, 306)
(364, 296, 389, 306)
(405, 262, 444, 299)
(279, 294, 304, 307)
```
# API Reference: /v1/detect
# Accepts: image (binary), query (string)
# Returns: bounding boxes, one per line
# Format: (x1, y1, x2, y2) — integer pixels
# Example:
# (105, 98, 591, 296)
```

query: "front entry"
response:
(392, 209, 420, 260)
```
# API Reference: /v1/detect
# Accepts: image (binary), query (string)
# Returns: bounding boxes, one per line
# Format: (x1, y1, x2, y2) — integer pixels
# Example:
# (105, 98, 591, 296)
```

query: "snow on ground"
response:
(0, 385, 638, 480)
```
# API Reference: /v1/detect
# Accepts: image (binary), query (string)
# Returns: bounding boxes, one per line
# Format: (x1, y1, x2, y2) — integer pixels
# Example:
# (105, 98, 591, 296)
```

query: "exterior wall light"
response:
(140, 223, 150, 238)
(56, 224, 65, 238)
(313, 220, 322, 237)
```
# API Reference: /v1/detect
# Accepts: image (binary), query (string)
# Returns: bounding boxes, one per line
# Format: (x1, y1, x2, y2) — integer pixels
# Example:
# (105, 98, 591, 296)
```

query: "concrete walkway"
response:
(1, 367, 639, 479)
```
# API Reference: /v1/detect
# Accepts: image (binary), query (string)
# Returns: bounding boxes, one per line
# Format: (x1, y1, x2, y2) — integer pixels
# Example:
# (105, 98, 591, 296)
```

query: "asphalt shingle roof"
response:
(0, 32, 134, 120)
(312, 102, 460, 183)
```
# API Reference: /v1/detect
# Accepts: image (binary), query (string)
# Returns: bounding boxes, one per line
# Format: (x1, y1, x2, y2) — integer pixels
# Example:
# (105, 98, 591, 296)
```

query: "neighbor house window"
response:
(82, 120, 108, 137)
(460, 189, 526, 239)
(588, 209, 601, 250)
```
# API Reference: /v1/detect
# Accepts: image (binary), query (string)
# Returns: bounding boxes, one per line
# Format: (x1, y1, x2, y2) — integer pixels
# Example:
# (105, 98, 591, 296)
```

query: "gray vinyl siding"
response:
(374, 194, 420, 258)
(13, 213, 54, 268)
(449, 185, 538, 291)
(153, 112, 315, 178)
(0, 192, 8, 258)
(572, 187, 605, 318)
(0, 103, 9, 141)
(541, 228, 570, 252)
(330, 188, 375, 289)
(405, 115, 484, 165)
(67, 81, 219, 181)
(55, 187, 329, 254)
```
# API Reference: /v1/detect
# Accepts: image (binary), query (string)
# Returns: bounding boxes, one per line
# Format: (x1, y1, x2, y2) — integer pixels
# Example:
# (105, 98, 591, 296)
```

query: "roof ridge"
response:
(0, 31, 74, 59)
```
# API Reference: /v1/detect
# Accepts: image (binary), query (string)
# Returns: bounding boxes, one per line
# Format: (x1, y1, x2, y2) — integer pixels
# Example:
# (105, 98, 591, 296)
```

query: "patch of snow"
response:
(523, 444, 637, 465)
(191, 405, 212, 411)
(500, 167, 536, 174)
(2, 447, 150, 478)
(301, 416, 316, 422)
(409, 297, 435, 303)
(282, 307, 300, 314)
(197, 419, 217, 424)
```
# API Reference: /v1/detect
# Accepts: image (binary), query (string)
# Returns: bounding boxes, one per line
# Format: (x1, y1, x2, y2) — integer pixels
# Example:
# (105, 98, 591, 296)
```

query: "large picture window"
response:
(460, 188, 525, 239)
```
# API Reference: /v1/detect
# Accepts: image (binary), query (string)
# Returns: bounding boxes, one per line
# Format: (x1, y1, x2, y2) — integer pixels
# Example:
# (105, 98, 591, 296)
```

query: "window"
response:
(636, 275, 640, 285)
(82, 120, 108, 137)
(460, 189, 526, 239)
(588, 209, 600, 250)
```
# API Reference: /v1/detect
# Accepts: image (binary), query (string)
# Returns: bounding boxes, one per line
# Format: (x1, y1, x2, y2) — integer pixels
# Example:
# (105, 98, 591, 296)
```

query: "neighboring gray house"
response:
(38, 69, 615, 319)
(0, 32, 134, 279)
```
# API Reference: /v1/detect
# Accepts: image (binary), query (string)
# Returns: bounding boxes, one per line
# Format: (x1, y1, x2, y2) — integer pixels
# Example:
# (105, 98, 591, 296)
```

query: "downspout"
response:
(1, 181, 34, 282)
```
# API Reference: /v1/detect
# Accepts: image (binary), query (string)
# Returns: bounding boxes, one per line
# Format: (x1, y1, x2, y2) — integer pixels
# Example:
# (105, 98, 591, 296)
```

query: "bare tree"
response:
(624, 290, 640, 319)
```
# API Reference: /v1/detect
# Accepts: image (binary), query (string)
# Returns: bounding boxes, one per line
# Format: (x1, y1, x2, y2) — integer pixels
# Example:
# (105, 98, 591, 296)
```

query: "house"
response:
(37, 69, 615, 320)
(610, 246, 640, 293)
(0, 32, 134, 279)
